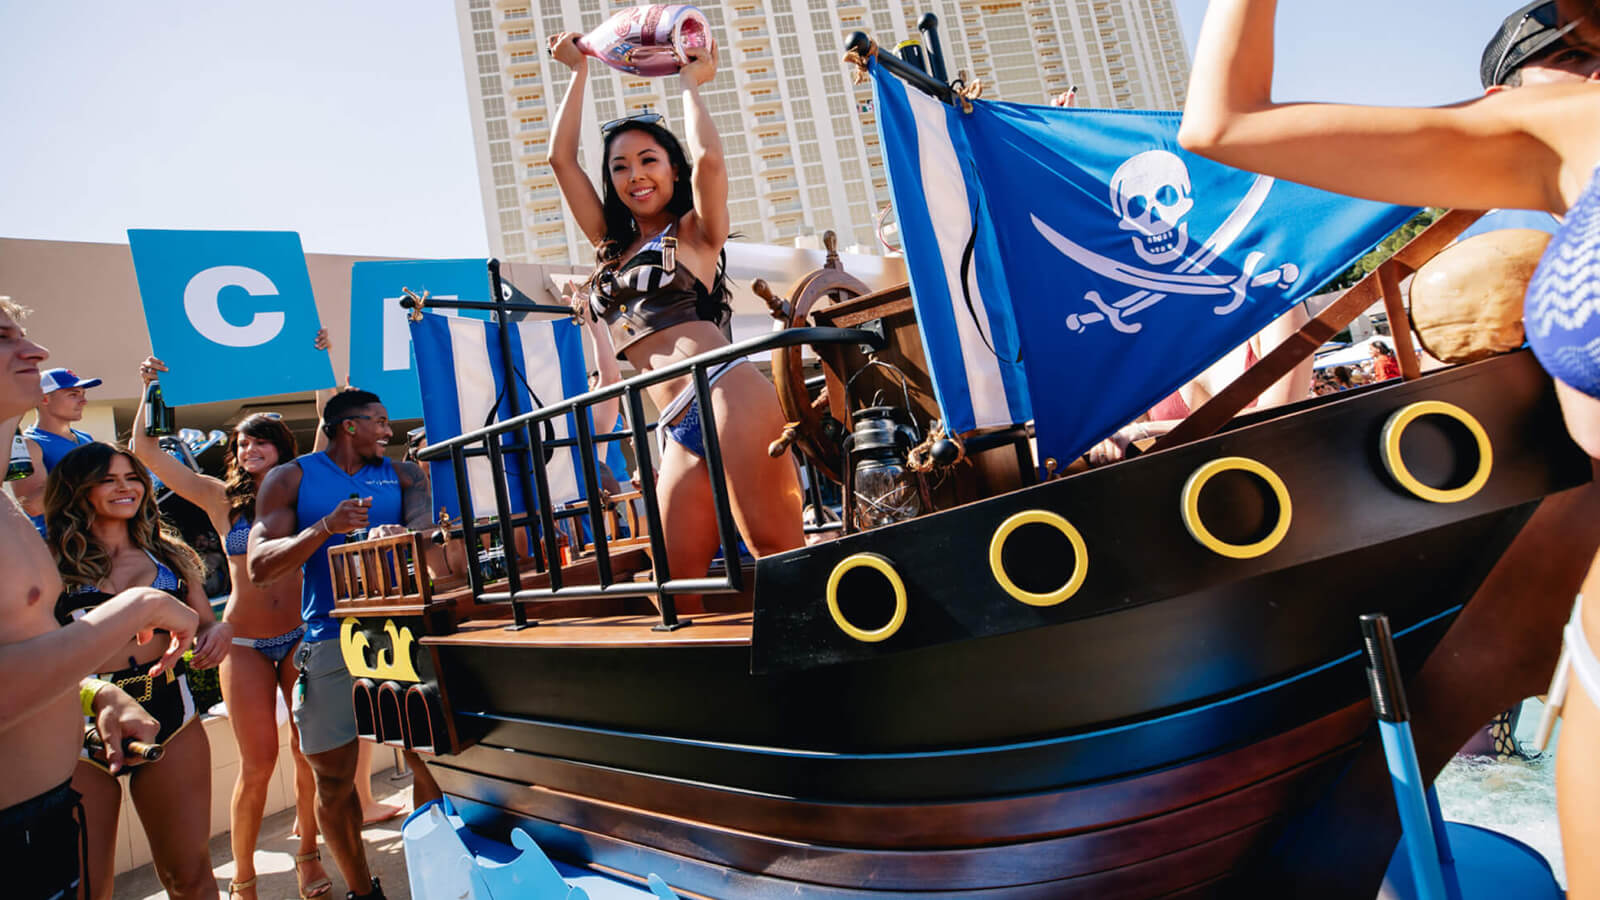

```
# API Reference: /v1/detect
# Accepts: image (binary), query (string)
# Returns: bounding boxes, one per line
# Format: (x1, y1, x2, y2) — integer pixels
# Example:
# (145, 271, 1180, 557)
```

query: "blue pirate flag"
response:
(869, 60, 1417, 469)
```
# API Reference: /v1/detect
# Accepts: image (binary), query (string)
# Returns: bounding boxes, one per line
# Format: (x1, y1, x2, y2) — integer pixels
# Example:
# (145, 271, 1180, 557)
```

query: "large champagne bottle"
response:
(143, 380, 175, 437)
(576, 5, 710, 78)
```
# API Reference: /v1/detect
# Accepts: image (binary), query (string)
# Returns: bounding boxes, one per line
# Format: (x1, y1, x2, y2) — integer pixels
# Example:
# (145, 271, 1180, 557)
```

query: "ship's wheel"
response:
(760, 231, 872, 485)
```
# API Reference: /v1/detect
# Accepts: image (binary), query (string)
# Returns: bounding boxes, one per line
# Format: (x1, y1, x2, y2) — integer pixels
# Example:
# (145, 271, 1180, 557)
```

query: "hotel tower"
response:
(455, 0, 1191, 264)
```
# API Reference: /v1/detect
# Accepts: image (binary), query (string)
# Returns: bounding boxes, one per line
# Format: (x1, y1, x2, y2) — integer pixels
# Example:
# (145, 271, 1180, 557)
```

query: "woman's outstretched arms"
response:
(1179, 0, 1569, 213)
(548, 31, 607, 247)
(680, 42, 729, 247)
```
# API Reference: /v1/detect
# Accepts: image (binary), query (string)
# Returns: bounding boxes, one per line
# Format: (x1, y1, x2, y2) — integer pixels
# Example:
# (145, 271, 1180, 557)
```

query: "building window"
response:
(474, 32, 496, 52)
(490, 141, 512, 164)
(486, 120, 509, 141)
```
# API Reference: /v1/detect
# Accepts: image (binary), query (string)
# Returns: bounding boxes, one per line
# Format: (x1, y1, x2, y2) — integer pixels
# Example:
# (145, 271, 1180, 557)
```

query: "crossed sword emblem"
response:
(1032, 175, 1300, 335)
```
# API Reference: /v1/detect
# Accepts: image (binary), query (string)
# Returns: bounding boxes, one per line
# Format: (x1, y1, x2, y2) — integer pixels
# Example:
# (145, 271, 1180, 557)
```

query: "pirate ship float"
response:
(333, 21, 1599, 900)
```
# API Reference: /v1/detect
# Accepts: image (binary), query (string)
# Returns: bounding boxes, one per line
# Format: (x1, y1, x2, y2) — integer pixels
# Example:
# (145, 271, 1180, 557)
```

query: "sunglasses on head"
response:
(600, 112, 664, 136)
(1493, 6, 1582, 84)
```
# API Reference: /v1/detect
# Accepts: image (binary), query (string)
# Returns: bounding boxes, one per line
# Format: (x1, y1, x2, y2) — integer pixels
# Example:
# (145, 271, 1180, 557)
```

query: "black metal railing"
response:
(415, 308, 883, 631)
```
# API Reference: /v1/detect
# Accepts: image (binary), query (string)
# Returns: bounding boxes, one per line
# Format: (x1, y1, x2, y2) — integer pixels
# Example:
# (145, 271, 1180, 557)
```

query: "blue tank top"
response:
(294, 452, 403, 643)
(1526, 167, 1600, 398)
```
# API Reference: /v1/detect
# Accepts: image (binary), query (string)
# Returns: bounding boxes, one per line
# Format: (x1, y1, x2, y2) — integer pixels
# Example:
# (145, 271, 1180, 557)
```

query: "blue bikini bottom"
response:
(231, 625, 306, 664)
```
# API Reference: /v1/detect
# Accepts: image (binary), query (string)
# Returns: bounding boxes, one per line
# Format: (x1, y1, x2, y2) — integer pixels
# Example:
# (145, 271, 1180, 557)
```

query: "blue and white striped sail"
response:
(868, 60, 1417, 468)
(409, 312, 590, 522)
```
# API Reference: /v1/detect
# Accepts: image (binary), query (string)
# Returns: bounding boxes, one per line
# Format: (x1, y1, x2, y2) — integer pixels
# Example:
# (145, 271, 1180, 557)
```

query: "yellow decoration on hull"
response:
(340, 617, 422, 683)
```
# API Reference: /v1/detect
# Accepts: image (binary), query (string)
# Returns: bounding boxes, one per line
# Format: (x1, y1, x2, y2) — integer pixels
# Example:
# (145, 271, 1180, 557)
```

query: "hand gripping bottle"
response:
(575, 5, 711, 78)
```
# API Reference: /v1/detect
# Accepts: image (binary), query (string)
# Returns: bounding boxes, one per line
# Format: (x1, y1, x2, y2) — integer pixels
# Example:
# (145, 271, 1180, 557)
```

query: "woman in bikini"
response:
(45, 442, 230, 900)
(1181, 0, 1600, 890)
(547, 31, 803, 590)
(130, 357, 336, 899)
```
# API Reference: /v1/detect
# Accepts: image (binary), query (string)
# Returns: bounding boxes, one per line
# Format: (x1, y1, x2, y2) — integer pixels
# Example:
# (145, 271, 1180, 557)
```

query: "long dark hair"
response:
(44, 442, 203, 592)
(594, 120, 696, 269)
(224, 413, 298, 524)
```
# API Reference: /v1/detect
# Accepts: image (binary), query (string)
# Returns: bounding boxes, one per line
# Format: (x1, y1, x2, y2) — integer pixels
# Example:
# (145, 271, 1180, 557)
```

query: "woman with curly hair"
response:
(45, 441, 230, 900)
(130, 356, 335, 900)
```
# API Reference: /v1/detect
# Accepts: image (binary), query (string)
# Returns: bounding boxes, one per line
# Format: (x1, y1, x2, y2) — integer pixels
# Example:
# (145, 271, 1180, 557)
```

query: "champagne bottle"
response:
(575, 5, 710, 78)
(5, 432, 31, 482)
(143, 379, 175, 437)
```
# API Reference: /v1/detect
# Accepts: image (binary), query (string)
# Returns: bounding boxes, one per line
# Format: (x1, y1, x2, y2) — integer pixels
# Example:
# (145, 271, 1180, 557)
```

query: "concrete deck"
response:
(113, 764, 416, 899)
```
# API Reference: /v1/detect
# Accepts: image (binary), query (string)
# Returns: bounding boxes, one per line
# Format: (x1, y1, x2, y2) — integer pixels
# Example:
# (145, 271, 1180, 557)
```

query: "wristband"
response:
(81, 678, 113, 716)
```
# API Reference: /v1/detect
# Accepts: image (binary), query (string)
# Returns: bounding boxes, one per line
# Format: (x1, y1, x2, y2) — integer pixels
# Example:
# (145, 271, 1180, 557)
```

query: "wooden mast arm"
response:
(1150, 209, 1481, 452)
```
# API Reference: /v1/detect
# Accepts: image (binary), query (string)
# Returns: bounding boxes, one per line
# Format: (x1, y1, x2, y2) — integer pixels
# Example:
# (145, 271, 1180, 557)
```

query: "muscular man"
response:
(247, 388, 441, 900)
(0, 299, 198, 900)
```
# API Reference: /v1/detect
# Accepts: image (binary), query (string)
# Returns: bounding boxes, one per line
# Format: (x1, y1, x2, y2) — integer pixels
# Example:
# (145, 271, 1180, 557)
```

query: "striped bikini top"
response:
(589, 222, 729, 358)
(1525, 165, 1600, 398)
(225, 517, 251, 557)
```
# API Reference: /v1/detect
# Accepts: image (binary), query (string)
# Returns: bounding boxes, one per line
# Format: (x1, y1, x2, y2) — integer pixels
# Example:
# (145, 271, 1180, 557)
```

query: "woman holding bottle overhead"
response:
(545, 27, 803, 599)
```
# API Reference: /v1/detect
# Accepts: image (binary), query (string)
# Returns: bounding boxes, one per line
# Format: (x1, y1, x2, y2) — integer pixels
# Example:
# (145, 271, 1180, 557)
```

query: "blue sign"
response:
(348, 259, 492, 421)
(127, 230, 336, 406)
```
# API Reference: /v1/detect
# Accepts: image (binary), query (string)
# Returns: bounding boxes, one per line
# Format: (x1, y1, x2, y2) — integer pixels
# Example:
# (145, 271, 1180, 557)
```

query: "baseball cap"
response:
(1481, 0, 1582, 87)
(40, 368, 103, 393)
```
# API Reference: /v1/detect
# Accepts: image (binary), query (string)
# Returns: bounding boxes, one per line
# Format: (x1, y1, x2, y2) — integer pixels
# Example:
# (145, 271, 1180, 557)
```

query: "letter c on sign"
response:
(183, 266, 286, 347)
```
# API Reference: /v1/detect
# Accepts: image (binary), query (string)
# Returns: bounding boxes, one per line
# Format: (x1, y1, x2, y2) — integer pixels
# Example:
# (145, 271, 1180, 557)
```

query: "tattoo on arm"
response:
(398, 461, 434, 531)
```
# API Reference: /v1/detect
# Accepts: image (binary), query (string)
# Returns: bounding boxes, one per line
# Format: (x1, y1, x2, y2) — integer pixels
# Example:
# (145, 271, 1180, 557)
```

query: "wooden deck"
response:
(421, 612, 755, 649)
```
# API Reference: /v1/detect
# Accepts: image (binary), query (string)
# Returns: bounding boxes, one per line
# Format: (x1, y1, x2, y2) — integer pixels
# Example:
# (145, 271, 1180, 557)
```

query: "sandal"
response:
(228, 876, 256, 897)
(295, 850, 334, 900)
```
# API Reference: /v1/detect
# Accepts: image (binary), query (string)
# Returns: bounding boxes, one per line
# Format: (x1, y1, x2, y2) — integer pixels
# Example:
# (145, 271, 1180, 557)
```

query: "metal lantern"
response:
(845, 405, 924, 529)
(841, 360, 927, 532)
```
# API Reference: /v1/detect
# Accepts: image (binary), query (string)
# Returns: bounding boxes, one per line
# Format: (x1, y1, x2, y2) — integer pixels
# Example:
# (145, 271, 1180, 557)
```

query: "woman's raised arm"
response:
(1179, 0, 1569, 213)
(547, 32, 607, 247)
(679, 42, 729, 246)
(129, 357, 229, 530)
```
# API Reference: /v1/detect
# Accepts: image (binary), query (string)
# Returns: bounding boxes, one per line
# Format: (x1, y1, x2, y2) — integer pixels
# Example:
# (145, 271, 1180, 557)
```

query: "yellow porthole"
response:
(825, 553, 908, 643)
(1381, 401, 1493, 504)
(1181, 457, 1292, 560)
(988, 510, 1088, 607)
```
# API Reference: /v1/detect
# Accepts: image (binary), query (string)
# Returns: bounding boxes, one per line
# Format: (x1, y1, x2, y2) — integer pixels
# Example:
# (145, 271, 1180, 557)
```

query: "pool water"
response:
(1434, 699, 1564, 886)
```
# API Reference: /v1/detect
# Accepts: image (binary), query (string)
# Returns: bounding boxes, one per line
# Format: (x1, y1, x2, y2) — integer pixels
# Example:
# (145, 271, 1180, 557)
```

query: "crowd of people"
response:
(1, 316, 446, 899)
(3, 0, 1600, 897)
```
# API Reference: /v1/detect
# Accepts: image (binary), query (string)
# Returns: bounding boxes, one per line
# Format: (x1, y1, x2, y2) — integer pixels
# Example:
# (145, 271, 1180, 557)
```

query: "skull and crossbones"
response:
(1038, 150, 1301, 335)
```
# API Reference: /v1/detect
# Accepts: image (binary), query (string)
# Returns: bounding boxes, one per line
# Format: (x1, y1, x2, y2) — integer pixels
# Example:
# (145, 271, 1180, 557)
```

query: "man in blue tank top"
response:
(247, 388, 440, 900)
(13, 367, 100, 535)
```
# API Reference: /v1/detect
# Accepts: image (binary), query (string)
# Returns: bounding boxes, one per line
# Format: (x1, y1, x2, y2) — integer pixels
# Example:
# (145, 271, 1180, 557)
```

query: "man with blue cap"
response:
(12, 368, 102, 533)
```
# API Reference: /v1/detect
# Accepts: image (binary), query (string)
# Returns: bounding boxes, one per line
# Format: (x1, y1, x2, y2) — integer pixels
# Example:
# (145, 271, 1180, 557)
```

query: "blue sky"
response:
(0, 1, 1524, 259)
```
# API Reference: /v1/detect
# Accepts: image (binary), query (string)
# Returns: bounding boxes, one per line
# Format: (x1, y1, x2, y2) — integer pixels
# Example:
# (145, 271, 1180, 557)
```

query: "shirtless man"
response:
(248, 388, 441, 900)
(0, 299, 198, 900)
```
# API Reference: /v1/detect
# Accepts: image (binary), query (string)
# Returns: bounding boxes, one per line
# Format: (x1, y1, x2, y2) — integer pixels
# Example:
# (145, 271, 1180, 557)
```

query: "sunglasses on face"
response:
(600, 112, 664, 136)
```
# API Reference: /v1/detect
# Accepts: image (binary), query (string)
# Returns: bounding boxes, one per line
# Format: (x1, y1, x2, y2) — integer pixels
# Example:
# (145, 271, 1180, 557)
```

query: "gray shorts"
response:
(292, 638, 357, 756)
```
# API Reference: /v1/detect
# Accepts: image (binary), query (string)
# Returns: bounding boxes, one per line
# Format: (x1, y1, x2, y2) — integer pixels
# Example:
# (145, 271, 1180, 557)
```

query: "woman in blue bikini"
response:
(45, 442, 230, 899)
(131, 360, 332, 900)
(548, 31, 804, 593)
(1182, 0, 1600, 891)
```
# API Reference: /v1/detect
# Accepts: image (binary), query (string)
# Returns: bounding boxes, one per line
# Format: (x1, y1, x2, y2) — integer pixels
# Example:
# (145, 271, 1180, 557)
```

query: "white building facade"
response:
(455, 0, 1190, 264)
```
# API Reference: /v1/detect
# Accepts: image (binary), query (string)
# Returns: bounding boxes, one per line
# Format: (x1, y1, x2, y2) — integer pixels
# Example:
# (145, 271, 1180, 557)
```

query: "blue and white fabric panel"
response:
(868, 59, 1032, 435)
(506, 316, 586, 510)
(410, 312, 516, 523)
